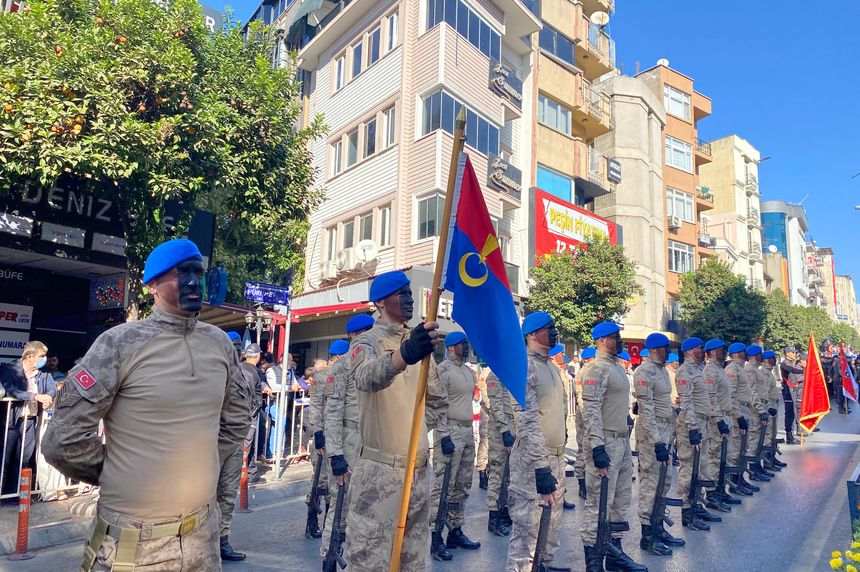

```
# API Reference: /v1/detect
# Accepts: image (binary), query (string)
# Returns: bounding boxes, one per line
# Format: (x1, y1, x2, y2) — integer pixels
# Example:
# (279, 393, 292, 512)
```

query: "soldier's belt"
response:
(360, 446, 428, 469)
(603, 429, 627, 438)
(451, 419, 474, 428)
(739, 401, 752, 407)
(343, 420, 359, 430)
(693, 412, 709, 422)
(547, 445, 565, 457)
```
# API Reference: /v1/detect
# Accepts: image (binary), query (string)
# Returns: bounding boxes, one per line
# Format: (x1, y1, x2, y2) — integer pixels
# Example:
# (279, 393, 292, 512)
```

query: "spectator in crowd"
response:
(44, 352, 66, 383)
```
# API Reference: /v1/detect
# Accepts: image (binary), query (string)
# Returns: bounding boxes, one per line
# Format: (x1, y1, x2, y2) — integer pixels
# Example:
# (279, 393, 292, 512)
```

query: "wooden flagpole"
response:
(388, 109, 467, 572)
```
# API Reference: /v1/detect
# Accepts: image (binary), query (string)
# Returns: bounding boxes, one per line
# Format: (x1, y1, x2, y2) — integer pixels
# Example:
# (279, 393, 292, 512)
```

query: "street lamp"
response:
(245, 305, 274, 345)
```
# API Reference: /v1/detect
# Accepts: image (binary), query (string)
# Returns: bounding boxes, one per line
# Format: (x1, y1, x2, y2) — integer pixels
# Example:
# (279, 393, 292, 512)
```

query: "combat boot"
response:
(739, 475, 760, 492)
(639, 524, 672, 556)
(488, 510, 503, 536)
(578, 478, 587, 500)
(694, 504, 722, 522)
(757, 462, 775, 478)
(604, 537, 648, 571)
(705, 490, 731, 512)
(563, 498, 576, 510)
(657, 523, 685, 547)
(681, 507, 710, 531)
(748, 463, 771, 482)
(718, 490, 742, 505)
(305, 511, 322, 539)
(431, 532, 453, 561)
(583, 545, 604, 572)
(446, 527, 481, 550)
(501, 506, 513, 529)
(478, 470, 488, 490)
(220, 536, 246, 561)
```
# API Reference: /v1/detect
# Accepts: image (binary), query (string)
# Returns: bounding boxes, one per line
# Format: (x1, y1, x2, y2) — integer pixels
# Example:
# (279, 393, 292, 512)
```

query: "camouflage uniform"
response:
(579, 351, 633, 546)
(307, 367, 332, 506)
(486, 373, 515, 511)
(506, 350, 567, 571)
(345, 320, 447, 572)
(633, 357, 674, 524)
(725, 359, 749, 466)
(43, 307, 251, 571)
(573, 367, 586, 481)
(742, 362, 769, 459)
(320, 353, 357, 559)
(675, 358, 711, 508)
(476, 375, 489, 473)
(702, 359, 737, 482)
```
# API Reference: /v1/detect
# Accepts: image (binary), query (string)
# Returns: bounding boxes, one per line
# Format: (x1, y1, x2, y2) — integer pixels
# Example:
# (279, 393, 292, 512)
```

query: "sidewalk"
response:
(0, 460, 313, 556)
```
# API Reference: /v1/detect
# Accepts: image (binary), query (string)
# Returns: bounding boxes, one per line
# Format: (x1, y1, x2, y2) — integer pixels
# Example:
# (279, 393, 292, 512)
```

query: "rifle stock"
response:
(497, 451, 510, 513)
(433, 461, 455, 535)
(308, 453, 324, 518)
(323, 483, 348, 571)
(596, 476, 622, 560)
(530, 504, 552, 572)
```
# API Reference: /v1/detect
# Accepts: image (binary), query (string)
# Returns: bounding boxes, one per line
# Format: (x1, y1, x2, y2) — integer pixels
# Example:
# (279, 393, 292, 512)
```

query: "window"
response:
(368, 27, 381, 66)
(347, 129, 358, 167)
(364, 119, 376, 158)
(418, 194, 444, 240)
(387, 12, 398, 51)
(332, 140, 343, 176)
(668, 240, 695, 273)
(359, 213, 373, 241)
(382, 107, 396, 148)
(668, 296, 682, 321)
(665, 136, 693, 173)
(427, 0, 501, 62)
(664, 85, 691, 120)
(351, 43, 363, 79)
(537, 94, 572, 136)
(536, 165, 573, 203)
(379, 206, 391, 246)
(343, 220, 355, 249)
(421, 90, 499, 157)
(539, 24, 575, 66)
(334, 54, 345, 91)
(666, 188, 694, 222)
(326, 228, 337, 261)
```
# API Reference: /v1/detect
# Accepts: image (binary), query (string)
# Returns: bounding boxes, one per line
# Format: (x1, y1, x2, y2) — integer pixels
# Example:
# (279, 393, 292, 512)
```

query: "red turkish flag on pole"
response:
(799, 332, 831, 433)
(840, 342, 859, 403)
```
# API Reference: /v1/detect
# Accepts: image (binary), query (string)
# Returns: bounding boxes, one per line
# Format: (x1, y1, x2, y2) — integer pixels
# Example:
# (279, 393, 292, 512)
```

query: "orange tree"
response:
(0, 0, 325, 312)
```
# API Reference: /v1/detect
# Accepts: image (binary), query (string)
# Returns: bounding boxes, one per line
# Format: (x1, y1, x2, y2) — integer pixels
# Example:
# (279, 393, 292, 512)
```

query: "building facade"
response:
(697, 135, 766, 290)
(761, 200, 819, 307)
(835, 274, 858, 329)
(816, 246, 837, 317)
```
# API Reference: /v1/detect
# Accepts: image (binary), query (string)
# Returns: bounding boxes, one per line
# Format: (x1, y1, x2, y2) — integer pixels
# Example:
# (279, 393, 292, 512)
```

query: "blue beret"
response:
(667, 352, 679, 363)
(143, 238, 203, 284)
(548, 344, 565, 357)
(227, 331, 241, 342)
(581, 347, 596, 360)
(681, 337, 703, 352)
(704, 339, 725, 352)
(762, 350, 776, 359)
(727, 342, 746, 355)
(592, 321, 621, 340)
(645, 333, 670, 349)
(617, 351, 631, 361)
(746, 345, 762, 357)
(445, 331, 467, 347)
(369, 271, 409, 302)
(564, 355, 570, 363)
(640, 348, 650, 358)
(522, 312, 553, 335)
(346, 314, 374, 334)
(329, 340, 350, 355)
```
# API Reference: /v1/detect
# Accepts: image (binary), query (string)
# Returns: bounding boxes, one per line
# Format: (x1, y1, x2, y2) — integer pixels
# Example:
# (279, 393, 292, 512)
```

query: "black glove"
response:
(689, 429, 702, 446)
(330, 454, 348, 476)
(314, 430, 325, 450)
(632, 401, 639, 415)
(738, 416, 749, 431)
(627, 415, 634, 428)
(717, 420, 730, 435)
(441, 436, 455, 456)
(399, 324, 435, 365)
(592, 445, 611, 469)
(655, 442, 670, 462)
(760, 413, 769, 422)
(535, 467, 557, 495)
(502, 431, 515, 448)
(768, 407, 778, 417)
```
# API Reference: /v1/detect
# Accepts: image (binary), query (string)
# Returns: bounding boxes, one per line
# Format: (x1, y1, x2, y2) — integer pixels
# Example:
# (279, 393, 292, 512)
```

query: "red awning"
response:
(290, 301, 372, 322)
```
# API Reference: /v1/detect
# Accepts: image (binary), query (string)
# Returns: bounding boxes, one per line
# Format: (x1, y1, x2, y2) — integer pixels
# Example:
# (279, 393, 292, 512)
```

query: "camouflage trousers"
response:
(506, 447, 566, 571)
(676, 412, 710, 509)
(344, 455, 430, 572)
(703, 416, 729, 482)
(580, 434, 633, 546)
(635, 417, 674, 524)
(485, 420, 508, 510)
(574, 409, 585, 480)
(728, 403, 751, 466)
(88, 501, 220, 571)
(218, 411, 257, 537)
(430, 424, 475, 529)
(745, 408, 764, 459)
(320, 425, 361, 559)
(476, 410, 489, 471)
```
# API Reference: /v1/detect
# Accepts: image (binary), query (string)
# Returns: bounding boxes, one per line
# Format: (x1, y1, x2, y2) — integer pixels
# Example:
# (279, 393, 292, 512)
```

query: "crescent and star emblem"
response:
(458, 234, 500, 288)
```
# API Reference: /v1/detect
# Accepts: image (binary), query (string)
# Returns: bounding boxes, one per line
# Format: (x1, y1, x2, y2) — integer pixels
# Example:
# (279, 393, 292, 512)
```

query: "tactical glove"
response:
(689, 429, 702, 446)
(592, 445, 611, 469)
(399, 324, 436, 365)
(655, 442, 670, 462)
(717, 420, 730, 435)
(441, 436, 455, 456)
(314, 430, 325, 450)
(768, 407, 778, 417)
(627, 415, 635, 428)
(760, 413, 769, 422)
(502, 431, 515, 448)
(632, 401, 639, 415)
(535, 467, 558, 495)
(330, 455, 348, 476)
(738, 417, 749, 430)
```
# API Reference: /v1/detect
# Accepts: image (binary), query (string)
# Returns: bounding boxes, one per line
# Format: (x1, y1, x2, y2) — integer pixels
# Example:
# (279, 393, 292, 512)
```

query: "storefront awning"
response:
(198, 302, 284, 330)
(291, 301, 373, 323)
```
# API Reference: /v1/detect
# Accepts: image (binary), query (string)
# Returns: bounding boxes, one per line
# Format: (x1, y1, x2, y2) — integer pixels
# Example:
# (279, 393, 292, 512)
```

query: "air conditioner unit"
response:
(335, 247, 359, 272)
(667, 216, 682, 230)
(319, 261, 337, 280)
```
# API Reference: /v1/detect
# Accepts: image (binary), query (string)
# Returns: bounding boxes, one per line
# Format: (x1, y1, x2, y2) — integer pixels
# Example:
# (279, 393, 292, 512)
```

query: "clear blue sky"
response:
(211, 0, 860, 293)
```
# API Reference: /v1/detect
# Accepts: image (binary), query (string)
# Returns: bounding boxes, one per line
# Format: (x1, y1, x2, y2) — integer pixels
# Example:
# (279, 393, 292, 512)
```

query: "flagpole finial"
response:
(455, 107, 466, 130)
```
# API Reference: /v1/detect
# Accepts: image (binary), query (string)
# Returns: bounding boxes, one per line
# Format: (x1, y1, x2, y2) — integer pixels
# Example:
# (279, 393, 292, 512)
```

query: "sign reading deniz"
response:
(532, 188, 617, 257)
(489, 62, 523, 110)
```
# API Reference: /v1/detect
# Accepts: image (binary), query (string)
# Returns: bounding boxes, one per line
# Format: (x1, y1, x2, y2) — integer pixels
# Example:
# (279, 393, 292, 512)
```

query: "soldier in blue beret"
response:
(573, 347, 597, 500)
(724, 344, 759, 496)
(759, 350, 787, 472)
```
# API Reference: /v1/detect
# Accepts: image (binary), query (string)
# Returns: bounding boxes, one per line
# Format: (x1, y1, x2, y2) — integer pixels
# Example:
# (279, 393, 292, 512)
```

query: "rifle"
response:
(596, 476, 623, 561)
(761, 415, 781, 471)
(305, 452, 324, 537)
(715, 435, 736, 499)
(433, 461, 455, 538)
(648, 460, 682, 551)
(497, 451, 511, 514)
(531, 504, 552, 572)
(688, 444, 715, 511)
(323, 483, 348, 572)
(750, 419, 768, 467)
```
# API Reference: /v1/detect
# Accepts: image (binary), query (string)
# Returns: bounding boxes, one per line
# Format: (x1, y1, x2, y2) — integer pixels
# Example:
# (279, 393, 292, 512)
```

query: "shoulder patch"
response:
(73, 368, 97, 391)
(488, 381, 496, 388)
(638, 380, 647, 386)
(326, 376, 334, 384)
(585, 379, 597, 385)
(705, 378, 713, 384)
(352, 346, 362, 359)
(678, 379, 687, 385)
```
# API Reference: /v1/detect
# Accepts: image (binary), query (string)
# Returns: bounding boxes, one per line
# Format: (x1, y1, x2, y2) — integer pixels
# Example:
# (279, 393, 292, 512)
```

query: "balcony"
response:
(747, 207, 760, 227)
(751, 278, 764, 291)
(694, 138, 712, 166)
(745, 174, 759, 196)
(573, 81, 613, 139)
(576, 16, 615, 80)
(581, 0, 615, 16)
(698, 233, 713, 248)
(697, 186, 714, 203)
(588, 150, 609, 190)
(749, 242, 762, 259)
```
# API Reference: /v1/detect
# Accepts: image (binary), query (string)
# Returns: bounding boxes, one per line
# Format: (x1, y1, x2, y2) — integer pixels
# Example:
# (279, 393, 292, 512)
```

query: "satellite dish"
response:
(356, 239, 379, 263)
(590, 11, 609, 26)
(768, 244, 778, 254)
(657, 58, 670, 67)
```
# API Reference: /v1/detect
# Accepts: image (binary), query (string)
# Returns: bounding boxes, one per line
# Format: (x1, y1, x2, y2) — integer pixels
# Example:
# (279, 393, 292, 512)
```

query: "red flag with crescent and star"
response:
(799, 332, 830, 433)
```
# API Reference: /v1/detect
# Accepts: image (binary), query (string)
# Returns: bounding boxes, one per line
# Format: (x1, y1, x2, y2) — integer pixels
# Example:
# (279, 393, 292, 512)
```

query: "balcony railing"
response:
(697, 186, 714, 202)
(748, 207, 760, 224)
(581, 82, 614, 126)
(749, 242, 762, 258)
(586, 22, 617, 67)
(696, 139, 712, 156)
(746, 174, 758, 189)
(698, 233, 713, 247)
(751, 278, 764, 290)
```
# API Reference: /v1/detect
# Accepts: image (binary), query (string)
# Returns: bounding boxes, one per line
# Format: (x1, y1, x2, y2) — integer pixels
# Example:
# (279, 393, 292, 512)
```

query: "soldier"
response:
(574, 346, 596, 500)
(486, 369, 515, 536)
(742, 345, 772, 482)
(549, 343, 576, 511)
(579, 321, 647, 572)
(761, 350, 787, 470)
(675, 337, 720, 531)
(780, 347, 805, 444)
(725, 344, 758, 496)
(345, 271, 446, 572)
(701, 339, 741, 511)
(634, 333, 684, 556)
(506, 312, 570, 572)
(321, 314, 375, 560)
(430, 332, 481, 560)
(476, 370, 490, 490)
(43, 239, 251, 571)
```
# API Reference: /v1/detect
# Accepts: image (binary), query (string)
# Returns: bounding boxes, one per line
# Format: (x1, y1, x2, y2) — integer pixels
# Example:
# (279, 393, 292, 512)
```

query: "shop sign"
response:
(0, 303, 33, 331)
(487, 154, 523, 200)
(0, 329, 30, 358)
(149, 0, 224, 33)
(244, 281, 290, 306)
(41, 222, 86, 248)
(421, 288, 453, 321)
(92, 233, 128, 257)
(489, 62, 523, 110)
(531, 188, 617, 258)
(89, 274, 127, 310)
(608, 158, 622, 184)
(0, 212, 34, 238)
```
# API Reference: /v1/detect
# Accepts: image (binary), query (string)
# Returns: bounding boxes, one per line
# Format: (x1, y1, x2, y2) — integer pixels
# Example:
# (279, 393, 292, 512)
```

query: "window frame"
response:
(537, 93, 572, 136)
(416, 193, 445, 241)
(666, 187, 694, 223)
(379, 206, 391, 246)
(332, 139, 343, 176)
(665, 135, 693, 173)
(368, 26, 382, 67)
(334, 53, 346, 91)
(663, 84, 691, 121)
(364, 118, 377, 158)
(536, 163, 574, 203)
(351, 41, 363, 80)
(668, 240, 696, 273)
(342, 219, 355, 250)
(382, 106, 396, 149)
(386, 11, 399, 52)
(426, 0, 501, 63)
(421, 89, 500, 157)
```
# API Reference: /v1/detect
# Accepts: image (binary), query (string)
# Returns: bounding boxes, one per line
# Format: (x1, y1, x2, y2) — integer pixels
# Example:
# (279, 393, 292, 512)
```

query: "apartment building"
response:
(636, 61, 714, 332)
(697, 135, 766, 290)
(761, 200, 819, 307)
(835, 274, 858, 329)
(816, 246, 837, 317)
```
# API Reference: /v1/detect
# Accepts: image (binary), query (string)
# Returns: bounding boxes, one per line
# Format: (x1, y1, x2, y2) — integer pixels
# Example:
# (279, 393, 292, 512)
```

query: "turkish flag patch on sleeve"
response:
(638, 380, 647, 386)
(352, 346, 362, 359)
(73, 368, 97, 390)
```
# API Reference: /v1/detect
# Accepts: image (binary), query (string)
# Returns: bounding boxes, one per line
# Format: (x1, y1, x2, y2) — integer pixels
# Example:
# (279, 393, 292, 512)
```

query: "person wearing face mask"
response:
(579, 321, 647, 572)
(504, 311, 569, 572)
(344, 271, 445, 572)
(43, 238, 252, 572)
(0, 341, 56, 499)
(573, 346, 597, 501)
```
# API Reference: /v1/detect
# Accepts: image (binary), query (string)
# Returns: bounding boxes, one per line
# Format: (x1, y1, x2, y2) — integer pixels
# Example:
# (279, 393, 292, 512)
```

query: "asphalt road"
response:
(5, 409, 858, 571)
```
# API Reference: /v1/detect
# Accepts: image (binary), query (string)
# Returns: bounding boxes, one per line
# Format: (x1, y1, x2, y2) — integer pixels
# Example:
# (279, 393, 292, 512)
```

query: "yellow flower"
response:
(853, 542, 860, 549)
(853, 552, 860, 563)
(847, 564, 857, 572)
(849, 551, 855, 560)
(831, 557, 844, 570)
(837, 552, 844, 558)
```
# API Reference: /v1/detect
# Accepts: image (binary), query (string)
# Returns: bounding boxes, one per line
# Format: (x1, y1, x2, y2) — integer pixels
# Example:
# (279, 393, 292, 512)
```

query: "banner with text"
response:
(532, 187, 617, 258)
